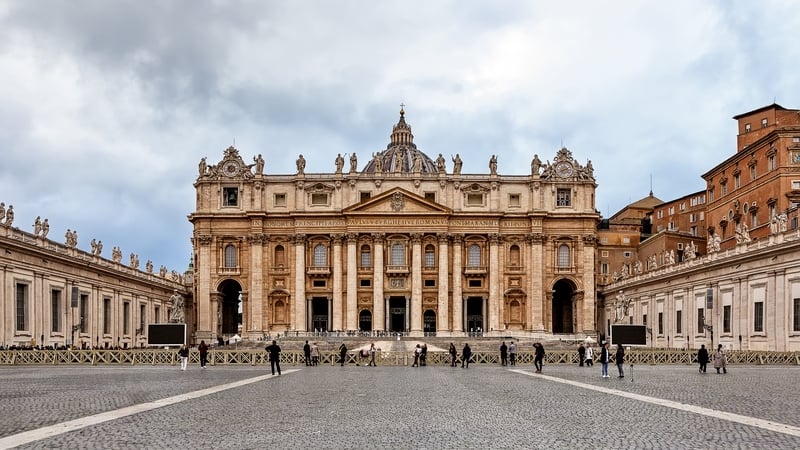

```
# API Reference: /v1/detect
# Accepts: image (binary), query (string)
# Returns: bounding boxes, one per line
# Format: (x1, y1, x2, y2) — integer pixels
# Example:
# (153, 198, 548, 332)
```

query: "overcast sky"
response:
(1, 1, 799, 273)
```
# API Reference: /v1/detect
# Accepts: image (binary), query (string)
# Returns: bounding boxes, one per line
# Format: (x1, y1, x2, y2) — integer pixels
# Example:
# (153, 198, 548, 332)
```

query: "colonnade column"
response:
(581, 235, 597, 333)
(372, 233, 385, 331)
(293, 234, 307, 332)
(410, 233, 423, 335)
(488, 233, 501, 333)
(346, 233, 358, 331)
(452, 234, 463, 332)
(248, 233, 264, 338)
(332, 234, 343, 332)
(437, 233, 450, 335)
(528, 233, 545, 331)
(195, 235, 214, 341)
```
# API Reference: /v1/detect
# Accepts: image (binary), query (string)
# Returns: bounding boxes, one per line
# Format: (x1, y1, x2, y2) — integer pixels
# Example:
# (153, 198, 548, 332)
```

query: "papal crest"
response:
(391, 192, 405, 211)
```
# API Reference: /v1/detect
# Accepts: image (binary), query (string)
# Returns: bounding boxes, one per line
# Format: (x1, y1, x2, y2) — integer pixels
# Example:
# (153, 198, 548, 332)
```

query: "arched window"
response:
(360, 244, 372, 268)
(424, 244, 436, 267)
(224, 244, 237, 268)
(391, 243, 406, 265)
(274, 245, 285, 266)
(468, 244, 481, 267)
(509, 244, 520, 266)
(314, 244, 327, 267)
(557, 244, 570, 267)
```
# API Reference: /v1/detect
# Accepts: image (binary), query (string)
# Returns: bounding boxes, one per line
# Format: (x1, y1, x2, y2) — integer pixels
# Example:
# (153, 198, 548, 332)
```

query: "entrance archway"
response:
(218, 280, 242, 335)
(423, 309, 436, 334)
(311, 297, 329, 332)
(551, 279, 576, 333)
(389, 296, 406, 332)
(359, 309, 372, 332)
(466, 297, 484, 333)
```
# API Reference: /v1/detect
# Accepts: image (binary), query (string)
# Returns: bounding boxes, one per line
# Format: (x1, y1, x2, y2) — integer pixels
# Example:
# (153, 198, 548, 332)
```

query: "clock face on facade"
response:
(222, 160, 240, 177)
(555, 162, 573, 178)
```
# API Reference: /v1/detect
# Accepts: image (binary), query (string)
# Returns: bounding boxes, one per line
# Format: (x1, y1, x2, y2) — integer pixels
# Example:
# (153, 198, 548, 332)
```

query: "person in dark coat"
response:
(499, 341, 508, 366)
(697, 344, 709, 373)
(198, 340, 208, 368)
(577, 344, 586, 367)
(616, 343, 625, 378)
(303, 341, 311, 366)
(338, 342, 348, 366)
(461, 343, 472, 368)
(265, 340, 281, 375)
(449, 343, 458, 367)
(533, 342, 545, 373)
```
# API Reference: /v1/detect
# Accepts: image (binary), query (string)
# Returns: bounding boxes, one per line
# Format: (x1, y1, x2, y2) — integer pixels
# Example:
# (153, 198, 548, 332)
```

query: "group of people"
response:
(302, 341, 321, 367)
(498, 341, 518, 366)
(576, 341, 624, 378)
(448, 343, 473, 368)
(336, 341, 378, 367)
(696, 344, 728, 374)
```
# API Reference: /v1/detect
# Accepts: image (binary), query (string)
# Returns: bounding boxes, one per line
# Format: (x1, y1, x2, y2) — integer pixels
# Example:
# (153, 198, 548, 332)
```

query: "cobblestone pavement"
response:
(1, 363, 799, 449)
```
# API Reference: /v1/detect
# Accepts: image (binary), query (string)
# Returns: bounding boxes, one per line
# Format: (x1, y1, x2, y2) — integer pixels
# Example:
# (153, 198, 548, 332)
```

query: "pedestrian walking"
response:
(412, 344, 421, 367)
(449, 343, 458, 367)
(420, 344, 428, 366)
(368, 343, 377, 366)
(500, 341, 508, 366)
(577, 343, 586, 367)
(311, 342, 320, 366)
(198, 340, 208, 368)
(303, 340, 311, 366)
(509, 341, 517, 366)
(178, 344, 189, 371)
(713, 344, 727, 374)
(265, 340, 281, 375)
(461, 343, 472, 368)
(616, 343, 625, 378)
(697, 344, 709, 373)
(599, 341, 610, 378)
(585, 345, 594, 367)
(338, 342, 348, 366)
(533, 342, 545, 373)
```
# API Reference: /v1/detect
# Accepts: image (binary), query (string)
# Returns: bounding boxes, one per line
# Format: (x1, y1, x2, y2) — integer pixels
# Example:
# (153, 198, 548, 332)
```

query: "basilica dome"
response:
(361, 108, 438, 174)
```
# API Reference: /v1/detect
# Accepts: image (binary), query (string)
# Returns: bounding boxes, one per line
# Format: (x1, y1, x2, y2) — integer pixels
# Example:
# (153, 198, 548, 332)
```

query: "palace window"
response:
(556, 189, 571, 207)
(509, 194, 521, 207)
(311, 193, 329, 206)
(16, 282, 28, 331)
(51, 289, 62, 333)
(768, 154, 776, 171)
(223, 187, 238, 207)
(360, 192, 371, 202)
(622, 251, 632, 258)
(424, 244, 435, 268)
(360, 245, 372, 268)
(557, 244, 570, 267)
(600, 263, 608, 274)
(658, 312, 663, 335)
(274, 245, 286, 266)
(80, 294, 89, 333)
(750, 165, 756, 180)
(103, 298, 112, 335)
(754, 301, 764, 332)
(466, 193, 483, 206)
(745, 123, 751, 132)
(140, 304, 146, 335)
(723, 305, 731, 333)
(224, 244, 237, 268)
(676, 310, 682, 335)
(123, 302, 130, 335)
(467, 244, 481, 267)
(733, 173, 740, 189)
(154, 306, 160, 324)
(761, 118, 768, 128)
(424, 192, 436, 202)
(794, 298, 800, 332)
(509, 245, 520, 266)
(274, 193, 286, 207)
(313, 244, 328, 266)
(391, 243, 406, 265)
(697, 308, 705, 333)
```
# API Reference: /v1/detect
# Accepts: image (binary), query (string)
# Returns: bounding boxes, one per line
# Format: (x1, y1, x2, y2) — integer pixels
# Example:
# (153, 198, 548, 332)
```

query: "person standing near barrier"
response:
(265, 340, 281, 376)
(499, 341, 508, 366)
(420, 343, 428, 366)
(697, 344, 709, 373)
(338, 342, 348, 366)
(368, 343, 377, 366)
(311, 342, 320, 366)
(303, 341, 311, 366)
(412, 344, 421, 367)
(585, 345, 594, 367)
(714, 344, 727, 374)
(449, 343, 458, 367)
(178, 344, 189, 371)
(599, 342, 610, 378)
(577, 343, 586, 367)
(616, 343, 625, 378)
(198, 340, 208, 369)
(533, 342, 545, 373)
(461, 343, 472, 368)
(509, 341, 517, 366)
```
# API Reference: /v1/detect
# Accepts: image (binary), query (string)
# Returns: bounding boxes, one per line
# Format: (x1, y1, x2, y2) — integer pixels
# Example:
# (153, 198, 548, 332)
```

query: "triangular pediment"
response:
(343, 187, 451, 215)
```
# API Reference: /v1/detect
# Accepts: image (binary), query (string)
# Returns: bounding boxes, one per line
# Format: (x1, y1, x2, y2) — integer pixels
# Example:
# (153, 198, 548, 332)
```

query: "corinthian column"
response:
(346, 233, 358, 330)
(372, 233, 385, 331)
(488, 233, 501, 333)
(332, 234, 343, 331)
(528, 233, 545, 332)
(452, 234, 463, 332)
(410, 233, 423, 335)
(294, 234, 307, 332)
(437, 233, 450, 334)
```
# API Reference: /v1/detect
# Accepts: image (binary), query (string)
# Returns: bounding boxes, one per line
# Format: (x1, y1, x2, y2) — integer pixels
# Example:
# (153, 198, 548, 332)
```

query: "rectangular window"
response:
(668, 206, 674, 215)
(792, 180, 800, 190)
(424, 279, 436, 287)
(359, 279, 371, 288)
(556, 189, 571, 207)
(642, 314, 647, 327)
(468, 279, 482, 288)
(622, 251, 632, 258)
(139, 304, 146, 334)
(723, 305, 731, 333)
(601, 251, 609, 257)
(768, 155, 776, 171)
(676, 310, 682, 335)
(222, 187, 238, 207)
(51, 290, 62, 333)
(154, 306, 160, 324)
(80, 294, 88, 333)
(360, 192, 371, 202)
(16, 282, 28, 331)
(658, 312, 663, 335)
(754, 301, 764, 332)
(466, 193, 483, 206)
(424, 192, 436, 203)
(761, 118, 768, 128)
(360, 250, 371, 268)
(123, 302, 130, 335)
(509, 194, 521, 207)
(697, 308, 705, 333)
(734, 174, 740, 189)
(794, 299, 800, 332)
(721, 183, 727, 195)
(750, 165, 756, 180)
(311, 193, 328, 205)
(708, 189, 714, 202)
(424, 251, 435, 267)
(745, 123, 751, 132)
(103, 298, 111, 335)
(600, 263, 608, 274)
(274, 193, 286, 207)
(312, 280, 326, 288)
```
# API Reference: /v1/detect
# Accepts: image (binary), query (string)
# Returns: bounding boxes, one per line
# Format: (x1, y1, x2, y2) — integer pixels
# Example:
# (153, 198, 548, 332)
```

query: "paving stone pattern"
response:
(1, 363, 799, 449)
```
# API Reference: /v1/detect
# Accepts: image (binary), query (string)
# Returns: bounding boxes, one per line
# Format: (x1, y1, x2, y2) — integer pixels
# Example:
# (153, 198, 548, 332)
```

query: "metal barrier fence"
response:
(1, 349, 798, 366)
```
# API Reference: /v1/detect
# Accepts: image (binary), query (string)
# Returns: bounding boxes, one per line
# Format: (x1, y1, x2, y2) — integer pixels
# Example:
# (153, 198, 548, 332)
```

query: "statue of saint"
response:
(198, 157, 207, 177)
(254, 154, 264, 175)
(531, 154, 541, 175)
(489, 155, 498, 175)
(296, 154, 306, 175)
(4, 205, 13, 226)
(33, 216, 42, 236)
(436, 154, 446, 174)
(373, 153, 383, 173)
(41, 218, 49, 238)
(452, 154, 463, 175)
(168, 290, 185, 323)
(0, 202, 5, 223)
(412, 153, 422, 173)
(350, 153, 358, 173)
(335, 153, 344, 174)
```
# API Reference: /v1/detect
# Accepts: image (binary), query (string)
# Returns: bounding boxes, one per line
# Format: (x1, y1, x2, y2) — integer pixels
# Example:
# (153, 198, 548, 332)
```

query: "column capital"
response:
(292, 233, 307, 245)
(346, 232, 359, 243)
(410, 233, 423, 244)
(489, 233, 502, 245)
(195, 234, 213, 246)
(371, 233, 385, 243)
(583, 234, 597, 246)
(451, 233, 464, 245)
(527, 233, 546, 244)
(437, 232, 450, 244)
(331, 233, 345, 245)
(247, 233, 266, 244)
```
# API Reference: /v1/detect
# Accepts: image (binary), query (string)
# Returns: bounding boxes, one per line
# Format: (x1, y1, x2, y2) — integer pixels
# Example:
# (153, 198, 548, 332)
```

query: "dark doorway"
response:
(359, 309, 372, 332)
(423, 309, 436, 334)
(466, 297, 484, 332)
(389, 296, 406, 332)
(552, 279, 575, 333)
(219, 280, 242, 335)
(311, 297, 329, 332)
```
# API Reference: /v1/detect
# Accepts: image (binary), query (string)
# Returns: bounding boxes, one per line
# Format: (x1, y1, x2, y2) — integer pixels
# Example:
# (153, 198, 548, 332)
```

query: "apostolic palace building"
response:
(188, 108, 600, 341)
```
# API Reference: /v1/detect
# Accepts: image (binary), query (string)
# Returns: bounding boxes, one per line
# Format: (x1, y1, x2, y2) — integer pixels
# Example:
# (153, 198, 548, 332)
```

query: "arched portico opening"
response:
(359, 309, 373, 332)
(218, 279, 242, 336)
(423, 309, 436, 335)
(551, 279, 576, 333)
